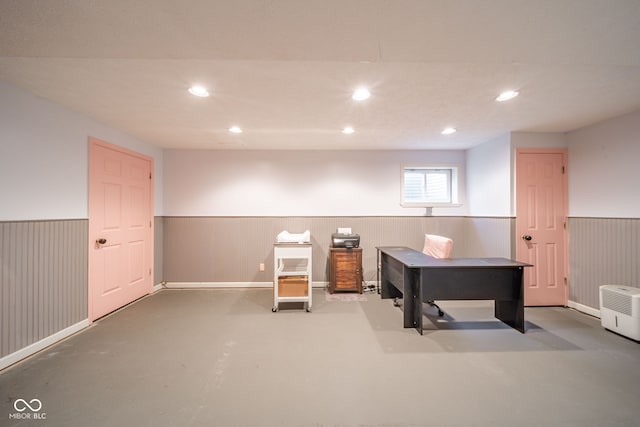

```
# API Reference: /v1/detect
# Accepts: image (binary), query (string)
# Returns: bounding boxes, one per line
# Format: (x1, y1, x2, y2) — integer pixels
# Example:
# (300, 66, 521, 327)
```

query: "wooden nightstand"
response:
(329, 247, 363, 294)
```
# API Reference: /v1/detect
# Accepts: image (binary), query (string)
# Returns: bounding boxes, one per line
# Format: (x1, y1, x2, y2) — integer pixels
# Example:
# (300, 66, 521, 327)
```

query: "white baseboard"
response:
(568, 300, 601, 318)
(153, 283, 164, 293)
(0, 319, 90, 372)
(165, 281, 272, 289)
(164, 281, 328, 289)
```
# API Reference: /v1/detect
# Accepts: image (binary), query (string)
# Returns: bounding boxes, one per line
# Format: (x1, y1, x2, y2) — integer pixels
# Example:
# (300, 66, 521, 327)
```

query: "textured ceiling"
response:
(1, 0, 639, 150)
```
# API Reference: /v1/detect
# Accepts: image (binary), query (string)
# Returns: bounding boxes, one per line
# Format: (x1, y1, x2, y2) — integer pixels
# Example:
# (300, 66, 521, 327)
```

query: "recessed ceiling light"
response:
(496, 90, 519, 102)
(229, 126, 242, 133)
(188, 85, 210, 97)
(352, 88, 371, 101)
(441, 127, 457, 135)
(342, 127, 355, 134)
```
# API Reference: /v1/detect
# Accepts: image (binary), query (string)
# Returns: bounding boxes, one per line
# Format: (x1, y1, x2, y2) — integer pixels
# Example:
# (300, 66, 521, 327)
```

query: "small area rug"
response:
(324, 291, 367, 302)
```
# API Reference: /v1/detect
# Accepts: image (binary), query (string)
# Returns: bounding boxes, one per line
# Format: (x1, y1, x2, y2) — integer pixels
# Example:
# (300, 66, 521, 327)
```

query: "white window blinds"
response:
(402, 167, 458, 206)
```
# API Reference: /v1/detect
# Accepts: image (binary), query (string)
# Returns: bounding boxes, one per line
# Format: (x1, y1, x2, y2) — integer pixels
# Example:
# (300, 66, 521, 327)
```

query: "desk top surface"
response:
(377, 246, 532, 268)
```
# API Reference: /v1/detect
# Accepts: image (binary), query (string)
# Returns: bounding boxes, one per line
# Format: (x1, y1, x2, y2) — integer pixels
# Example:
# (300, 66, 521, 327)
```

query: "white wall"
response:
(466, 131, 568, 217)
(511, 132, 567, 150)
(567, 110, 640, 218)
(163, 149, 466, 216)
(466, 134, 512, 217)
(0, 81, 164, 220)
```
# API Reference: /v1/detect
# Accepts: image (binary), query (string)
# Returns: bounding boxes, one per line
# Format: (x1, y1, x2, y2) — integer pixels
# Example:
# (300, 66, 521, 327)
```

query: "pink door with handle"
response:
(516, 149, 568, 306)
(88, 138, 153, 321)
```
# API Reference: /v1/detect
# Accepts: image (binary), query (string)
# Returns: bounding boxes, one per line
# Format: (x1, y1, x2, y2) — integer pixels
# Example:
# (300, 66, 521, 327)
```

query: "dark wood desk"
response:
(377, 246, 532, 334)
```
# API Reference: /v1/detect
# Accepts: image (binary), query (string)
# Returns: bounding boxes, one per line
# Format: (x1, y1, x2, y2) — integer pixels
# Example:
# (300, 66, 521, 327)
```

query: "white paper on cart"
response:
(276, 230, 311, 243)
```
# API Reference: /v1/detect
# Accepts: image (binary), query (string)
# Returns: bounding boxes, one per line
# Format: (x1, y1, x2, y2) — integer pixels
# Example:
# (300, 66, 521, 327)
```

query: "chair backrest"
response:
(422, 234, 453, 259)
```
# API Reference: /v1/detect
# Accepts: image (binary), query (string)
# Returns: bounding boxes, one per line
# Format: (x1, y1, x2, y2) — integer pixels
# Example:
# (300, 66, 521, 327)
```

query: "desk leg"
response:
(376, 248, 380, 294)
(494, 267, 525, 333)
(403, 266, 423, 335)
(379, 252, 389, 299)
(380, 254, 402, 301)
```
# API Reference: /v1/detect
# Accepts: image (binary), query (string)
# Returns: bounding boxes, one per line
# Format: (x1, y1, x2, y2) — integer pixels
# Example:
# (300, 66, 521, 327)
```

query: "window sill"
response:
(401, 203, 463, 209)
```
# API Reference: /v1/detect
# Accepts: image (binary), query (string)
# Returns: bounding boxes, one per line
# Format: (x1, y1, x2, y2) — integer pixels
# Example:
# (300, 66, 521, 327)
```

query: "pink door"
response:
(88, 138, 153, 321)
(516, 149, 568, 306)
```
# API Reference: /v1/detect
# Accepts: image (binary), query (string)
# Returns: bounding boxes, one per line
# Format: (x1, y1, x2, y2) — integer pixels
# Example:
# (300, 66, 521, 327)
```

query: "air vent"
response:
(602, 288, 632, 315)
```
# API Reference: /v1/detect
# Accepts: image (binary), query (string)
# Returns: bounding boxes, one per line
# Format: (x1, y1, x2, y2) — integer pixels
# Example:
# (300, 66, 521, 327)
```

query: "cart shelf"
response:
(273, 243, 312, 312)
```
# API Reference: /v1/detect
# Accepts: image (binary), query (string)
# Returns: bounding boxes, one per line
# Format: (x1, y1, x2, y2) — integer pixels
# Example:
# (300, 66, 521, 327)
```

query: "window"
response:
(401, 166, 460, 207)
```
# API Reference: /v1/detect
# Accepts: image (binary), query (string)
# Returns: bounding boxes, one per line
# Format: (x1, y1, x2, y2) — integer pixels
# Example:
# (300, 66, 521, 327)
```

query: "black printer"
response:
(331, 232, 360, 248)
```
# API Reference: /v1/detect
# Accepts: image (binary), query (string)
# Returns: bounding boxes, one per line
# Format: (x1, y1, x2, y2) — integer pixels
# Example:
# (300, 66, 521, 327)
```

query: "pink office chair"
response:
(422, 234, 453, 317)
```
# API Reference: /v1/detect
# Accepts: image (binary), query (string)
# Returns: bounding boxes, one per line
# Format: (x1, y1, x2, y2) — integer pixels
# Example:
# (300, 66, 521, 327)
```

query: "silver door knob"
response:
(96, 238, 107, 245)
(521, 235, 532, 241)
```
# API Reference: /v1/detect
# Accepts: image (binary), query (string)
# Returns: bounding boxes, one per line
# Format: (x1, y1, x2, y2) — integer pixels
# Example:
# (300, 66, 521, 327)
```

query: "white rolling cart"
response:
(272, 243, 312, 312)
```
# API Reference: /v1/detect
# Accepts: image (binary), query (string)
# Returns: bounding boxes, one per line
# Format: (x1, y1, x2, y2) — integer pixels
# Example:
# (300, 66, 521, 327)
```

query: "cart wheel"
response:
(272, 307, 278, 312)
(306, 307, 312, 312)
(438, 309, 444, 317)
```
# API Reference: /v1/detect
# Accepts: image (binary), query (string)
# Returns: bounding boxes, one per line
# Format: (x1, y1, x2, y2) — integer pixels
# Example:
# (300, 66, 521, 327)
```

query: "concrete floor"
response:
(2, 288, 640, 427)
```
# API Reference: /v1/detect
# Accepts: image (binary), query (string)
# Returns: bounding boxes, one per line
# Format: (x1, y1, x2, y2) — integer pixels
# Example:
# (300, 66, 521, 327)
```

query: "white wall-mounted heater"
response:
(599, 285, 640, 341)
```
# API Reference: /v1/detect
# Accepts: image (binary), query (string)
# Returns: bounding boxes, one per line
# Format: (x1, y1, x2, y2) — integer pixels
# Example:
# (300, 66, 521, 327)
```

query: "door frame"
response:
(88, 137, 154, 322)
(515, 148, 569, 306)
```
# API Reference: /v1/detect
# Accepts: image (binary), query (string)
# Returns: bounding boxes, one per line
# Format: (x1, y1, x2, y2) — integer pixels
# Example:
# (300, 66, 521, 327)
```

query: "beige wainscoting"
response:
(0, 219, 87, 360)
(568, 217, 640, 310)
(162, 216, 515, 286)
